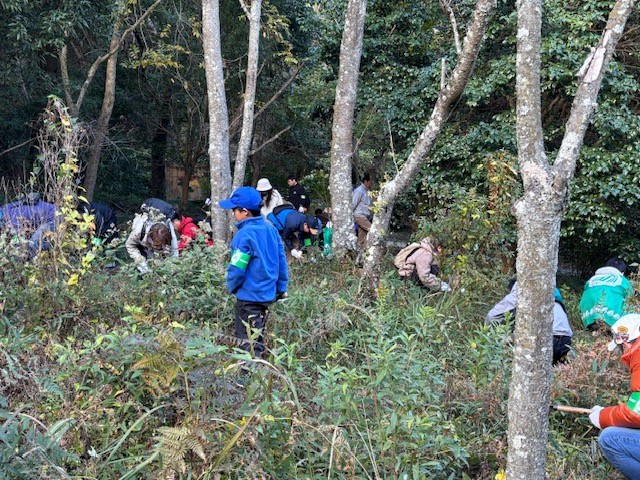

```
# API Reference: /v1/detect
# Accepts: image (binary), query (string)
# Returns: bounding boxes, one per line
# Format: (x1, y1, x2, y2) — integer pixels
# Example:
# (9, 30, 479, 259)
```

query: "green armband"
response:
(230, 249, 251, 270)
(627, 392, 640, 413)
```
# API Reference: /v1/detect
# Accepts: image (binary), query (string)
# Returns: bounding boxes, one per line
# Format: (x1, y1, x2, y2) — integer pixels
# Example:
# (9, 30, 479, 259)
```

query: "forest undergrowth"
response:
(0, 232, 636, 479)
(1, 98, 635, 479)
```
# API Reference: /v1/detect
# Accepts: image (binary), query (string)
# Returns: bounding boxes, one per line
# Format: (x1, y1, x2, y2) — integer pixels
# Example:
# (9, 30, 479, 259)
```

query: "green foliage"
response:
(414, 154, 520, 282)
(0, 231, 631, 479)
(0, 411, 77, 479)
(427, 0, 640, 271)
(1, 1, 639, 478)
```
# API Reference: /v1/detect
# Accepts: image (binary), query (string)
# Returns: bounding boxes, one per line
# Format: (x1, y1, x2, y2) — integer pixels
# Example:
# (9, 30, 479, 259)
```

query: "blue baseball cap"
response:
(218, 186, 262, 211)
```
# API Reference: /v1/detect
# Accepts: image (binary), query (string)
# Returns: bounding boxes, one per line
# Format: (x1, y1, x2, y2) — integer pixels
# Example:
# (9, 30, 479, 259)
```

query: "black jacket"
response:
(288, 184, 310, 210)
(79, 201, 118, 242)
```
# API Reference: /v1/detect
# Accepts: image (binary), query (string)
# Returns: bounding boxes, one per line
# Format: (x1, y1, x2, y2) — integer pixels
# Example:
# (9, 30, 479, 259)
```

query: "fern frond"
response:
(155, 424, 207, 473)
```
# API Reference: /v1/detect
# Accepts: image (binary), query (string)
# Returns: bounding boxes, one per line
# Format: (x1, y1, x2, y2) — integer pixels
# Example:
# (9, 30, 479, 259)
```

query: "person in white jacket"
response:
(256, 178, 285, 219)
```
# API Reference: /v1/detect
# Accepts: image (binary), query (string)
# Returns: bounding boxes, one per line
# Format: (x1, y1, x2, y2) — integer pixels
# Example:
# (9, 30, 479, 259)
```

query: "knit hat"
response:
(256, 178, 273, 192)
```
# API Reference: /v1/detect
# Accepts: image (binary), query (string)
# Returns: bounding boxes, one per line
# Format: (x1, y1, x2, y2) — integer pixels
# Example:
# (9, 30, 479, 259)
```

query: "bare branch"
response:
(440, 0, 462, 55)
(0, 137, 37, 157)
(230, 61, 305, 136)
(238, 0, 250, 17)
(249, 126, 291, 156)
(59, 45, 77, 117)
(255, 61, 305, 120)
(73, 0, 163, 113)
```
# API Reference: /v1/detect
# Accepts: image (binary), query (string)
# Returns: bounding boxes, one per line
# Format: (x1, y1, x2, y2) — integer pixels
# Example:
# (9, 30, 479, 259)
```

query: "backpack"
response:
(267, 203, 295, 231)
(139, 199, 175, 242)
(141, 198, 175, 222)
(393, 242, 422, 270)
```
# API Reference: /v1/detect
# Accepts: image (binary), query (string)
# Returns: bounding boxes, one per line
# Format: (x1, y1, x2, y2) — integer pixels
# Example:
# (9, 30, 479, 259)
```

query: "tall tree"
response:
(328, 0, 367, 256)
(232, 0, 262, 190)
(81, 16, 122, 202)
(361, 0, 497, 286)
(202, 0, 232, 242)
(59, 0, 164, 200)
(506, 0, 636, 478)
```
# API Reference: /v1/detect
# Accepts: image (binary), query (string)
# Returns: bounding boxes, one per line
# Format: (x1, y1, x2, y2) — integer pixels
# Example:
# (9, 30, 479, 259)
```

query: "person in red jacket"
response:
(589, 314, 640, 479)
(172, 215, 212, 251)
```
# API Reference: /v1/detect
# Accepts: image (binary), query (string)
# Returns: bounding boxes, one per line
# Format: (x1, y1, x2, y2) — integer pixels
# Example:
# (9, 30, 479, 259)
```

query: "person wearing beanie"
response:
(256, 178, 284, 218)
(218, 186, 288, 357)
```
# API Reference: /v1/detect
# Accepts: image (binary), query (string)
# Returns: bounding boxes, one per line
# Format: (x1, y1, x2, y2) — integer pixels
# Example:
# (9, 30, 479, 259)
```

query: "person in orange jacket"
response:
(589, 314, 640, 479)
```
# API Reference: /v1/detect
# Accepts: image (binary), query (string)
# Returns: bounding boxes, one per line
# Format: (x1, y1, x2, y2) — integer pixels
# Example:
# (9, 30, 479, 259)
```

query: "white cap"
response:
(256, 178, 273, 192)
(608, 314, 640, 351)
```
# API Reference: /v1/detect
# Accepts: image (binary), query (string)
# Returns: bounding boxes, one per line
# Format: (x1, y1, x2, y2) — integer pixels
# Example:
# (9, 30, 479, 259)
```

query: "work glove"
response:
(276, 292, 288, 303)
(137, 262, 151, 275)
(439, 281, 452, 292)
(291, 248, 303, 259)
(589, 405, 604, 429)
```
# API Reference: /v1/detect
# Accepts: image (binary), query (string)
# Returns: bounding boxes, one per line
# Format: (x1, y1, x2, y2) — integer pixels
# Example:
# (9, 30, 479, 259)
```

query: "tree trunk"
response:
(329, 0, 367, 257)
(232, 0, 262, 190)
(361, 0, 496, 286)
(506, 0, 635, 478)
(151, 117, 169, 198)
(61, 0, 163, 200)
(203, 0, 232, 242)
(83, 18, 122, 201)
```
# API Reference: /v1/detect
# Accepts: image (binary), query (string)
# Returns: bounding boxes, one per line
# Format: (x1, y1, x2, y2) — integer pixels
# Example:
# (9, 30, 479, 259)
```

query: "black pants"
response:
(235, 300, 270, 357)
(553, 335, 572, 365)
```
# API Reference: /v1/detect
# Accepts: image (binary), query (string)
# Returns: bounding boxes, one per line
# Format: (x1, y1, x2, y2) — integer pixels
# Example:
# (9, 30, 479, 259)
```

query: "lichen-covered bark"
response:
(203, 0, 232, 242)
(506, 0, 635, 478)
(552, 0, 636, 193)
(362, 0, 496, 284)
(329, 0, 367, 256)
(232, 0, 262, 190)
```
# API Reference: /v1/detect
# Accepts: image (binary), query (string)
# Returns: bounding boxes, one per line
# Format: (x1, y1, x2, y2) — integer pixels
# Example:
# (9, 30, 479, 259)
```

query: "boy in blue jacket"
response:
(219, 186, 289, 357)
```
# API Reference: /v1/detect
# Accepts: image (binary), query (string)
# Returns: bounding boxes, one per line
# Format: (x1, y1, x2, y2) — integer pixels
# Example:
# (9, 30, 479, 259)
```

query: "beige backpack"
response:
(393, 242, 422, 270)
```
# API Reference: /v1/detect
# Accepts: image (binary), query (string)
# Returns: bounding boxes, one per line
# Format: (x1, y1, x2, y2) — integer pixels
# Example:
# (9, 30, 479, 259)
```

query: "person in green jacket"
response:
(579, 258, 634, 331)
